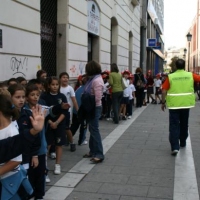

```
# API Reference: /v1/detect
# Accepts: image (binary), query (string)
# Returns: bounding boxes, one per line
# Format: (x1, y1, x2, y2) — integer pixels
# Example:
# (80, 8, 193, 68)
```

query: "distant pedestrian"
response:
(134, 67, 145, 107)
(146, 70, 155, 103)
(153, 74, 162, 104)
(161, 59, 200, 155)
(109, 63, 123, 124)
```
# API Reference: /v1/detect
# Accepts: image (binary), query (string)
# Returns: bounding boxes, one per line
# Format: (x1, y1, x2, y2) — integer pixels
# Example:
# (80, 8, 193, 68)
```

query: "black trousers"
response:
(28, 154, 46, 199)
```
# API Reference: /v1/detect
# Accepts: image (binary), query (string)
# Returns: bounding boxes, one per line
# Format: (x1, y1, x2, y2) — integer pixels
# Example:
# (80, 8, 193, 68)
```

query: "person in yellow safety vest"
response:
(161, 59, 200, 155)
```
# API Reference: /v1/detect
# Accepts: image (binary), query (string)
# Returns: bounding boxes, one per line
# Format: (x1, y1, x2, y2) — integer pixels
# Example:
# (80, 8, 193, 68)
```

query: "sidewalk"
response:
(44, 103, 200, 200)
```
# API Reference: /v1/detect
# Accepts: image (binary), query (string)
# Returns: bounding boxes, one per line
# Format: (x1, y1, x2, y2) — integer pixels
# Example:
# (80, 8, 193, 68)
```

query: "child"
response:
(119, 70, 130, 120)
(0, 93, 33, 199)
(7, 78, 18, 86)
(8, 84, 41, 171)
(153, 74, 162, 104)
(127, 77, 136, 119)
(0, 82, 8, 92)
(36, 69, 47, 80)
(40, 77, 68, 175)
(70, 74, 88, 145)
(59, 72, 79, 152)
(16, 76, 27, 87)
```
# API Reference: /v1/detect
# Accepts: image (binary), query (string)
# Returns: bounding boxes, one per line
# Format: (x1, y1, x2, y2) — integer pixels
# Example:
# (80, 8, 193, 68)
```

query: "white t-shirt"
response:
(60, 85, 75, 119)
(154, 79, 162, 87)
(123, 79, 130, 97)
(0, 122, 22, 179)
(128, 84, 136, 100)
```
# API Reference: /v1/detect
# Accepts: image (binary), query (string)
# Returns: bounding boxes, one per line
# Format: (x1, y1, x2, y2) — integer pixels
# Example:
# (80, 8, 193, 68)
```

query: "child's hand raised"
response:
(30, 104, 47, 134)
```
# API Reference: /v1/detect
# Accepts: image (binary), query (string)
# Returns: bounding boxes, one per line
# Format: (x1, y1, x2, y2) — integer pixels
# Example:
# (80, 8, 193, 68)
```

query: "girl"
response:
(153, 74, 162, 104)
(8, 84, 41, 171)
(126, 77, 136, 118)
(0, 93, 33, 199)
(40, 77, 68, 175)
(119, 70, 130, 120)
(59, 72, 79, 152)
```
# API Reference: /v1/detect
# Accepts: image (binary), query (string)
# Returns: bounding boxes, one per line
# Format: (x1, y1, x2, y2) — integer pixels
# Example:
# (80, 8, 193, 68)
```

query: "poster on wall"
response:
(87, 0, 100, 36)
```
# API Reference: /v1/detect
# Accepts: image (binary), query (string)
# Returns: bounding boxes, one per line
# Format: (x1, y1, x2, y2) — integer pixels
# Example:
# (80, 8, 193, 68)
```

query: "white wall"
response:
(66, 0, 140, 76)
(0, 0, 41, 81)
(0, 0, 141, 80)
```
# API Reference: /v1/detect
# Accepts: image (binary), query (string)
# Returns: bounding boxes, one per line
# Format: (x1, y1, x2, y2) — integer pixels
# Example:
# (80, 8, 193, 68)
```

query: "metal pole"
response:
(188, 42, 190, 71)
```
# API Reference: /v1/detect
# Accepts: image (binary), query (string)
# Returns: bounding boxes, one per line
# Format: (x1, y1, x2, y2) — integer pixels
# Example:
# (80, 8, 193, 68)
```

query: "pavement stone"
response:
(43, 103, 200, 199)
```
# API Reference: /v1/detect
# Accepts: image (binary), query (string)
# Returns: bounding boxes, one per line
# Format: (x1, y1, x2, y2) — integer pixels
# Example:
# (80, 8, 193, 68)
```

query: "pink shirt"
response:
(91, 76, 104, 106)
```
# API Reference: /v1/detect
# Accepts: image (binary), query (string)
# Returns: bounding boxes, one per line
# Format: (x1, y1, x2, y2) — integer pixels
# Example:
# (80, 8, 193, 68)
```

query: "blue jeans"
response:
(112, 92, 123, 123)
(169, 109, 190, 151)
(88, 106, 104, 159)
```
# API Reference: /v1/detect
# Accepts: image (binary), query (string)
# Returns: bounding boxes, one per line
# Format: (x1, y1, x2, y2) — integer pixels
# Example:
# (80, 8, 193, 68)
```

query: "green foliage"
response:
(169, 56, 178, 72)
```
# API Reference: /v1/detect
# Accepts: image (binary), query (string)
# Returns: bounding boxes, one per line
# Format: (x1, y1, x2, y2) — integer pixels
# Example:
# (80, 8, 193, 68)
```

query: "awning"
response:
(152, 49, 165, 59)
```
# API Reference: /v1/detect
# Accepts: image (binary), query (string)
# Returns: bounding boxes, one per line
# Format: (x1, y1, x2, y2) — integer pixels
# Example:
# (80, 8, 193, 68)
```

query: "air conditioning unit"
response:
(131, 0, 139, 6)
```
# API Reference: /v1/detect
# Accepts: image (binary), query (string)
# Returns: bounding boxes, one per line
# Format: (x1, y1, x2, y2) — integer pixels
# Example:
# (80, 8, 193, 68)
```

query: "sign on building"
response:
(147, 38, 157, 47)
(88, 0, 100, 36)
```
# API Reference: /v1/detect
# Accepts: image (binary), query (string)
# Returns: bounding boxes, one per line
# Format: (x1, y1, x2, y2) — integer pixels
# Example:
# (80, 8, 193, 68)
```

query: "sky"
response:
(164, 0, 198, 50)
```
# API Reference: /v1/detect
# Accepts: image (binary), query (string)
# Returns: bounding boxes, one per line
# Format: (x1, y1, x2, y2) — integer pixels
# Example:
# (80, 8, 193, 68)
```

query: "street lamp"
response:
(186, 32, 192, 71)
(183, 48, 187, 59)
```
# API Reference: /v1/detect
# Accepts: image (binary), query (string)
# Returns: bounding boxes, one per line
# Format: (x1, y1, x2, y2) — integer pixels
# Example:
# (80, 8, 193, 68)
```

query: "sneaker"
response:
(46, 175, 51, 183)
(81, 140, 88, 145)
(106, 118, 112, 121)
(50, 152, 56, 159)
(122, 116, 127, 120)
(127, 116, 132, 119)
(54, 164, 61, 175)
(171, 150, 179, 155)
(70, 143, 76, 152)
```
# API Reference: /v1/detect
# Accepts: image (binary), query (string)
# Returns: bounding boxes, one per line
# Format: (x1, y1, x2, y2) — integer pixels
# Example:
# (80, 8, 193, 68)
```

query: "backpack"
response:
(77, 75, 99, 121)
(136, 75, 144, 88)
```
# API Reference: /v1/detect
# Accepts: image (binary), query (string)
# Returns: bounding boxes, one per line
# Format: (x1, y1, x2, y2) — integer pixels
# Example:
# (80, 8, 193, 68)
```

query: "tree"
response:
(169, 56, 179, 73)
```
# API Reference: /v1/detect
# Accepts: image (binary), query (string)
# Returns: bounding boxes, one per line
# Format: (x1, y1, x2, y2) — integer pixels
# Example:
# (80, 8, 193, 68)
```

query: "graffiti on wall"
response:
(69, 62, 86, 77)
(10, 57, 28, 77)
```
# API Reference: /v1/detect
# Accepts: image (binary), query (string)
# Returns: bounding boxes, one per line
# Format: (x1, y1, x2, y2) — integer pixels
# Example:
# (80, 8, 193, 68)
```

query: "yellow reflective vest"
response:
(166, 70, 195, 109)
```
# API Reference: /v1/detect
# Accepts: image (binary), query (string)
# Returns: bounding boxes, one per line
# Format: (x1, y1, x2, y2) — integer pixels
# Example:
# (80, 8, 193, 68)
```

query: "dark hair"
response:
(110, 63, 119, 73)
(85, 60, 102, 76)
(26, 84, 40, 97)
(135, 67, 143, 73)
(45, 76, 60, 93)
(16, 76, 26, 83)
(8, 84, 26, 97)
(175, 59, 185, 69)
(28, 78, 45, 86)
(7, 78, 18, 86)
(36, 69, 47, 79)
(0, 94, 19, 120)
(0, 82, 8, 88)
(59, 72, 69, 79)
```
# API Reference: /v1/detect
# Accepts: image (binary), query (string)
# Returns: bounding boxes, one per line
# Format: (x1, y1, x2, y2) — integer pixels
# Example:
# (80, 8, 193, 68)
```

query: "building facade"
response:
(145, 0, 165, 75)
(0, 0, 141, 81)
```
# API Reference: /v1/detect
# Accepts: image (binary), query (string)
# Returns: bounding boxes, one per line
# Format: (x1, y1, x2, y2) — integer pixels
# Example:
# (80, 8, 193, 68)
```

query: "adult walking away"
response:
(83, 60, 104, 163)
(109, 63, 123, 124)
(134, 67, 146, 107)
(161, 59, 200, 155)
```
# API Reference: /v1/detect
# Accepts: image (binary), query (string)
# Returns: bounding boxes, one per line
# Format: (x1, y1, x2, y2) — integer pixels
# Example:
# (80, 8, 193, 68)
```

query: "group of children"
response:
(0, 70, 81, 200)
(100, 70, 136, 121)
